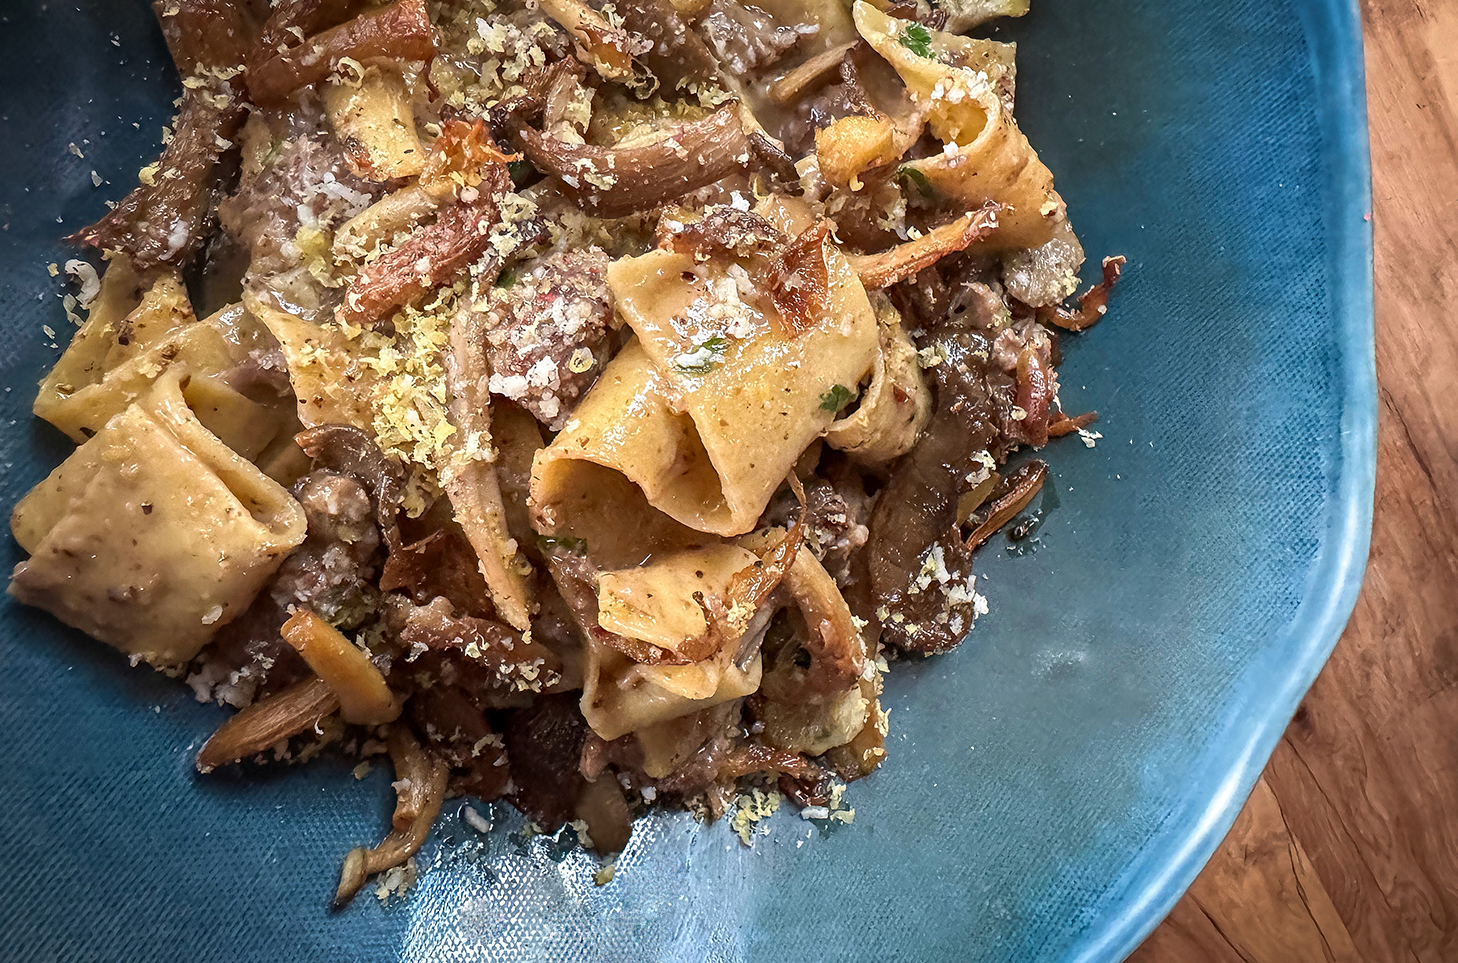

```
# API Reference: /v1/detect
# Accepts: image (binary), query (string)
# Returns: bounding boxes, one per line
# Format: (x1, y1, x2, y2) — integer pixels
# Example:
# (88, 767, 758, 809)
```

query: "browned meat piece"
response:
(479, 248, 617, 430)
(759, 469, 871, 583)
(868, 271, 1013, 655)
(295, 424, 404, 551)
(500, 694, 590, 831)
(613, 0, 719, 89)
(246, 0, 437, 107)
(219, 123, 382, 321)
(700, 0, 818, 77)
(390, 596, 565, 692)
(659, 207, 787, 261)
(408, 683, 511, 800)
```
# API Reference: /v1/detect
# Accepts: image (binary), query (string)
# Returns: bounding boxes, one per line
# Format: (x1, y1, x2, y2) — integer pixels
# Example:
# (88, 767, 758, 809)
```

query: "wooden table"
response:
(1128, 2, 1458, 961)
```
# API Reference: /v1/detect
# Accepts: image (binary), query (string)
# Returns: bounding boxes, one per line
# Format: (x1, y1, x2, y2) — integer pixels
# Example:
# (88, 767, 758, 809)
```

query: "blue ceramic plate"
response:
(0, 1, 1373, 961)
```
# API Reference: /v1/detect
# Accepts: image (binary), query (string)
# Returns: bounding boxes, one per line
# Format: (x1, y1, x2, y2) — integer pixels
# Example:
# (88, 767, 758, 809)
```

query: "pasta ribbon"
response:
(35, 261, 286, 456)
(854, 1, 1064, 248)
(823, 295, 932, 464)
(596, 544, 760, 658)
(580, 627, 764, 741)
(532, 200, 878, 538)
(10, 370, 306, 666)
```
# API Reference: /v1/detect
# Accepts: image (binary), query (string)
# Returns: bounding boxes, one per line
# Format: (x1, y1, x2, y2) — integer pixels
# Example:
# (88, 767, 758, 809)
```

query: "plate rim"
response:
(1061, 0, 1377, 959)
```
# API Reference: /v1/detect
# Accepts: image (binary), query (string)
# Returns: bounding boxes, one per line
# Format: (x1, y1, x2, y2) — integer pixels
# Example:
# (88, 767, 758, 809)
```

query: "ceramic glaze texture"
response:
(0, 1, 1373, 961)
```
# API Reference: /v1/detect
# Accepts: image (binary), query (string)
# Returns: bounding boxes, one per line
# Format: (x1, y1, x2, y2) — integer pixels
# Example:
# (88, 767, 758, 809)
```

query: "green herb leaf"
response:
(495, 267, 520, 288)
(820, 384, 856, 412)
(673, 335, 729, 374)
(508, 159, 538, 189)
(897, 165, 935, 200)
(537, 534, 588, 554)
(899, 22, 933, 58)
(261, 139, 286, 169)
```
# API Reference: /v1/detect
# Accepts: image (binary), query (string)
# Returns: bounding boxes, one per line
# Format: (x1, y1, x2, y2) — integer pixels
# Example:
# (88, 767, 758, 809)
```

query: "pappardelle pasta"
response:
(11, 0, 1121, 902)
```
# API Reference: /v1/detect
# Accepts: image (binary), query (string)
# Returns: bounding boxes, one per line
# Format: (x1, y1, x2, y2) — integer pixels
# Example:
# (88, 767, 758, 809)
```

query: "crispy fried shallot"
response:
(512, 104, 753, 218)
(535, 0, 648, 85)
(849, 202, 1001, 289)
(334, 727, 448, 906)
(1037, 255, 1126, 331)
(724, 477, 807, 637)
(1011, 345, 1054, 447)
(420, 119, 518, 197)
(1047, 410, 1099, 438)
(247, 0, 436, 108)
(964, 460, 1047, 550)
(337, 163, 511, 328)
(196, 676, 341, 772)
(280, 608, 400, 725)
(769, 221, 832, 335)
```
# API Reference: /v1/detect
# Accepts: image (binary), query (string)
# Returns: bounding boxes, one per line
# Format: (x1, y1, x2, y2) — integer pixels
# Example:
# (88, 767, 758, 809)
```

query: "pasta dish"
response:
(9, 0, 1121, 903)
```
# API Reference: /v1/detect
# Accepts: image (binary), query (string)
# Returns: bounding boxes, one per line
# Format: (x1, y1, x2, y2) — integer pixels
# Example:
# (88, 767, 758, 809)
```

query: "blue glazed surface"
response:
(0, 1, 1373, 961)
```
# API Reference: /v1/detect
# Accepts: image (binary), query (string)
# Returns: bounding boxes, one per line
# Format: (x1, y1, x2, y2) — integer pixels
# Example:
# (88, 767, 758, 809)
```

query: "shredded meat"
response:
(219, 121, 382, 321)
(201, 468, 383, 702)
(338, 163, 514, 329)
(660, 207, 787, 261)
(479, 248, 617, 430)
(500, 694, 590, 831)
(380, 527, 495, 618)
(390, 595, 565, 691)
(799, 476, 872, 584)
(700, 0, 818, 77)
(408, 683, 511, 800)
(868, 268, 1016, 655)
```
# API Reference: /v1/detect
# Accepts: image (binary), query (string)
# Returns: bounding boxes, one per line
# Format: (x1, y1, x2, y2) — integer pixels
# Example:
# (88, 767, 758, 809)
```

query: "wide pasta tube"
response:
(9, 370, 306, 667)
(823, 295, 931, 465)
(853, 1, 1064, 249)
(35, 261, 291, 458)
(531, 205, 879, 538)
(581, 623, 764, 741)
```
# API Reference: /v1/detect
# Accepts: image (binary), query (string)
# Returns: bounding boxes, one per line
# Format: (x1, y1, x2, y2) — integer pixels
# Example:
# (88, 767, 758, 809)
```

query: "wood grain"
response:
(1131, 1, 1458, 961)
